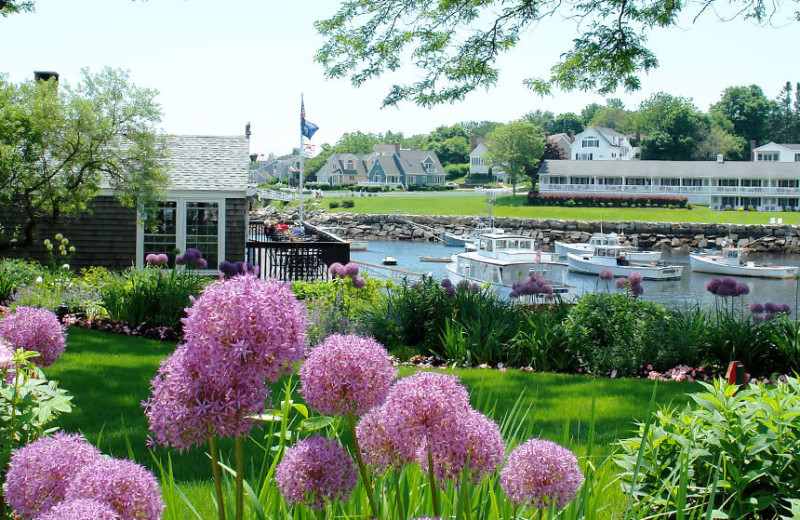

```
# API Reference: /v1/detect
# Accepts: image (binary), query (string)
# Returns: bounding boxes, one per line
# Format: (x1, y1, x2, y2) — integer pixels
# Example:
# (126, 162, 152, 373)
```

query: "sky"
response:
(2, 0, 798, 156)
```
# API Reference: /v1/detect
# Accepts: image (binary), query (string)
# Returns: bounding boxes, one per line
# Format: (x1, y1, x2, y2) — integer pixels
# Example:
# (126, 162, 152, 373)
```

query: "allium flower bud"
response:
(628, 271, 643, 285)
(5, 433, 103, 518)
(356, 404, 408, 471)
(352, 276, 367, 289)
(440, 278, 452, 289)
(37, 499, 120, 520)
(599, 268, 614, 281)
(329, 262, 344, 277)
(343, 262, 360, 276)
(0, 306, 66, 367)
(300, 334, 396, 416)
(65, 457, 164, 520)
(275, 437, 358, 509)
(615, 278, 627, 289)
(705, 278, 721, 294)
(500, 438, 584, 510)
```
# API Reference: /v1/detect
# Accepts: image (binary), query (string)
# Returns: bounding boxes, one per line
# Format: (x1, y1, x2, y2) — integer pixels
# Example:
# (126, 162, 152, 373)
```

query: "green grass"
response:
(317, 193, 800, 225)
(45, 328, 700, 518)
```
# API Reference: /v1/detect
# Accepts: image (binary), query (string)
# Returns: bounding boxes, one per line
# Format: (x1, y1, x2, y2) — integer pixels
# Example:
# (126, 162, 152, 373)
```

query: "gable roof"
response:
(754, 142, 800, 152)
(166, 135, 250, 192)
(540, 159, 800, 179)
(574, 126, 631, 148)
(396, 149, 445, 174)
(373, 154, 402, 176)
(322, 153, 372, 176)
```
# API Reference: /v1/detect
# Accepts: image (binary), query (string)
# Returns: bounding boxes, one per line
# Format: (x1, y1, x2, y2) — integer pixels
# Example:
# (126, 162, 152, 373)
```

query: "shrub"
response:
(444, 163, 469, 179)
(341, 200, 355, 208)
(564, 292, 671, 376)
(329, 201, 340, 208)
(0, 259, 44, 306)
(618, 377, 800, 520)
(527, 192, 689, 208)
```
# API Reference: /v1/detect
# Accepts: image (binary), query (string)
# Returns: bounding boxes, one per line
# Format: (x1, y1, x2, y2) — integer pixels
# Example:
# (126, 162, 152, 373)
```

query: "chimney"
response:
(394, 143, 401, 153)
(470, 135, 477, 151)
(569, 130, 575, 143)
(34, 71, 59, 83)
(245, 122, 251, 139)
(750, 139, 757, 161)
(249, 153, 258, 164)
(717, 154, 724, 164)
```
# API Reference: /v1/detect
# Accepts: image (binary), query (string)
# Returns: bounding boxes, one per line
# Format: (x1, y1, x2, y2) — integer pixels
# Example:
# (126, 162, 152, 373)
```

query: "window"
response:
(741, 197, 760, 208)
(576, 153, 593, 160)
(741, 179, 761, 187)
(471, 157, 482, 166)
(423, 158, 436, 173)
(682, 178, 705, 186)
(779, 197, 799, 208)
(625, 178, 647, 186)
(582, 137, 600, 148)
(718, 179, 739, 187)
(345, 159, 355, 170)
(140, 199, 224, 270)
(570, 176, 592, 184)
(143, 202, 177, 257)
(660, 178, 680, 186)
(721, 196, 738, 207)
(757, 153, 779, 161)
(778, 180, 799, 188)
(548, 176, 567, 185)
(598, 177, 622, 185)
(795, 153, 800, 162)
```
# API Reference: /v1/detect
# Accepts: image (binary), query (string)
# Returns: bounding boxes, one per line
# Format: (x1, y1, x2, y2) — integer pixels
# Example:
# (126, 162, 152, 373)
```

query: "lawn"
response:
(316, 193, 800, 225)
(46, 328, 700, 518)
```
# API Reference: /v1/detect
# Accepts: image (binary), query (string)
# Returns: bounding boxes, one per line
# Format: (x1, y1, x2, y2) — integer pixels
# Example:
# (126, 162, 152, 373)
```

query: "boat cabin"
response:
(477, 233, 538, 261)
(593, 245, 632, 266)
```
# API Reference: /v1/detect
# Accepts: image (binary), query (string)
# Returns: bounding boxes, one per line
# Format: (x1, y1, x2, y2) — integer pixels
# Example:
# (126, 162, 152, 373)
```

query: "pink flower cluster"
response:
(144, 276, 308, 451)
(0, 306, 66, 367)
(145, 253, 169, 266)
(500, 438, 584, 509)
(4, 432, 163, 520)
(300, 334, 397, 417)
(359, 372, 505, 483)
(175, 248, 207, 269)
(275, 436, 358, 509)
(328, 262, 366, 289)
(645, 364, 712, 382)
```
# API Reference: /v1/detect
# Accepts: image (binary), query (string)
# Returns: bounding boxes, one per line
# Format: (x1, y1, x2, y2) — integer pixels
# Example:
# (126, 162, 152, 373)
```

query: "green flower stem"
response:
(427, 446, 440, 518)
(393, 470, 404, 520)
(209, 436, 226, 520)
(235, 435, 244, 520)
(347, 411, 379, 518)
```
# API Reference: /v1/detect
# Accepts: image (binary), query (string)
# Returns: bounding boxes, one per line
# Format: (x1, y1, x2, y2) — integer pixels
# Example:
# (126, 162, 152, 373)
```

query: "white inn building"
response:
(538, 157, 800, 211)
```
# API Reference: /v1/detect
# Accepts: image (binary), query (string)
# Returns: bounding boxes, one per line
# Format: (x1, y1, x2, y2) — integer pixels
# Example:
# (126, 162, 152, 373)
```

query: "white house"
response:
(753, 142, 800, 163)
(570, 126, 639, 161)
(538, 159, 800, 211)
(469, 136, 508, 182)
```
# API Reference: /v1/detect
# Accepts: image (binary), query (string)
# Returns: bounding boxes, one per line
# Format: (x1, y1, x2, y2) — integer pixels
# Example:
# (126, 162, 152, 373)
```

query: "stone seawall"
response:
(306, 212, 800, 254)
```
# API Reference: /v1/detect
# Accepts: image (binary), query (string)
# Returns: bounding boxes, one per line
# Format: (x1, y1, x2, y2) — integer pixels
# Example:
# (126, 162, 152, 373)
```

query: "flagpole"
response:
(299, 94, 305, 226)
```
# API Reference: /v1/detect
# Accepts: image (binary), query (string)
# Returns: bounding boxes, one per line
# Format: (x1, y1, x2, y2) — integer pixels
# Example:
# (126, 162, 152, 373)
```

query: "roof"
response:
(166, 135, 250, 192)
(754, 142, 800, 151)
(374, 155, 402, 176)
(540, 159, 800, 179)
(574, 126, 631, 147)
(396, 149, 445, 174)
(323, 153, 372, 176)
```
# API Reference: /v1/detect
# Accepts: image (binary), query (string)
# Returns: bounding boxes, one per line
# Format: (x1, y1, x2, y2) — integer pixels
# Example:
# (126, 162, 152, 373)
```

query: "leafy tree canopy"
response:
(551, 112, 585, 135)
(710, 85, 775, 146)
(484, 121, 545, 194)
(0, 0, 33, 16)
(315, 0, 797, 107)
(0, 68, 169, 249)
(631, 93, 709, 160)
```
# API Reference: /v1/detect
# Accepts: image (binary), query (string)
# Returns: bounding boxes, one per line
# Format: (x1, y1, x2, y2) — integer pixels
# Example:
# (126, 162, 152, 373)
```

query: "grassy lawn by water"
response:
(46, 328, 700, 518)
(315, 193, 800, 225)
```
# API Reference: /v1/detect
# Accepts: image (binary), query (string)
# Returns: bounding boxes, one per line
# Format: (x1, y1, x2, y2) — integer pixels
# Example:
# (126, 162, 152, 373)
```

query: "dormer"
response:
(422, 156, 436, 173)
(342, 154, 359, 172)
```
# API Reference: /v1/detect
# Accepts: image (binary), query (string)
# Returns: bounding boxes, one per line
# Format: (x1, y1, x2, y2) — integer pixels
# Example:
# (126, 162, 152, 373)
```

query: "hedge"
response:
(527, 192, 689, 208)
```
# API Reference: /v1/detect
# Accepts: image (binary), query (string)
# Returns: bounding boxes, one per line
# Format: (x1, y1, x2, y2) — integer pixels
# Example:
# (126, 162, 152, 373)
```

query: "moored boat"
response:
(689, 248, 798, 279)
(555, 232, 661, 262)
(381, 256, 398, 266)
(567, 245, 683, 280)
(445, 233, 579, 301)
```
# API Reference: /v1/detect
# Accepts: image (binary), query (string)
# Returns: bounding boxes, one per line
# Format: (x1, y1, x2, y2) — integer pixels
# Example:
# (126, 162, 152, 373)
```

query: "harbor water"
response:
(351, 241, 800, 312)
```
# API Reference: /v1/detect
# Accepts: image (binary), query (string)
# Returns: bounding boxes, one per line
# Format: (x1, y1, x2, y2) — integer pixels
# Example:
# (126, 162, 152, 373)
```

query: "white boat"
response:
(444, 222, 504, 247)
(445, 233, 579, 301)
(567, 245, 683, 280)
(689, 248, 798, 279)
(381, 256, 398, 266)
(555, 232, 661, 262)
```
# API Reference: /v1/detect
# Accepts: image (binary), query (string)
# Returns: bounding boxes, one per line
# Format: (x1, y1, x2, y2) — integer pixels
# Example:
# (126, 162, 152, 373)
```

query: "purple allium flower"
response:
(37, 499, 120, 520)
(705, 278, 721, 294)
(461, 410, 505, 481)
(183, 248, 202, 264)
(218, 260, 238, 278)
(599, 268, 614, 281)
(0, 339, 13, 369)
(456, 280, 469, 290)
(509, 290, 518, 299)
(352, 276, 367, 289)
(628, 271, 643, 285)
(181, 276, 308, 383)
(0, 306, 66, 367)
(197, 258, 208, 269)
(343, 262, 360, 276)
(440, 278, 452, 289)
(380, 372, 473, 482)
(65, 457, 164, 520)
(356, 405, 408, 471)
(468, 283, 480, 293)
(764, 301, 780, 313)
(4, 432, 103, 519)
(750, 303, 765, 314)
(156, 253, 169, 265)
(630, 281, 644, 298)
(329, 262, 344, 277)
(275, 437, 358, 509)
(146, 253, 158, 266)
(175, 254, 185, 265)
(781, 303, 792, 314)
(500, 438, 584, 510)
(615, 278, 627, 289)
(734, 283, 750, 296)
(716, 283, 733, 297)
(299, 334, 397, 417)
(445, 286, 456, 298)
(721, 277, 737, 290)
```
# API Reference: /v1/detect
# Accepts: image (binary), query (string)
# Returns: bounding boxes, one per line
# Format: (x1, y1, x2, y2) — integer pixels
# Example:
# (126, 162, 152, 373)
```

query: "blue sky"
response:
(2, 0, 798, 156)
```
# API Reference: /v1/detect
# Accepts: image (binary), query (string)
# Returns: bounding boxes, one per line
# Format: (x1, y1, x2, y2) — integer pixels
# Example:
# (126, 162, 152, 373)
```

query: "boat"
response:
(382, 256, 398, 266)
(445, 233, 579, 301)
(689, 247, 798, 279)
(419, 256, 453, 263)
(555, 232, 661, 262)
(348, 240, 368, 251)
(444, 222, 503, 247)
(567, 245, 683, 280)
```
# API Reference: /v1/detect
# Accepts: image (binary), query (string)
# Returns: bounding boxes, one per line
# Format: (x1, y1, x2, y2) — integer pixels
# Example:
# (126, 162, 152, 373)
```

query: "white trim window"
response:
(582, 137, 600, 148)
(138, 198, 226, 270)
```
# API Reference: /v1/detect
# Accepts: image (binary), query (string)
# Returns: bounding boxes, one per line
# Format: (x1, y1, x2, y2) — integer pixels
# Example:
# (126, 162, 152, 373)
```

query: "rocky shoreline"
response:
(257, 208, 800, 254)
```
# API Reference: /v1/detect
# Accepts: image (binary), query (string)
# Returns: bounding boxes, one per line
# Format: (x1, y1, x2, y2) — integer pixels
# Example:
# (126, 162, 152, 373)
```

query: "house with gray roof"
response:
(570, 126, 640, 161)
(753, 142, 800, 163)
(538, 158, 800, 211)
(3, 134, 251, 270)
(367, 147, 445, 188)
(316, 153, 373, 185)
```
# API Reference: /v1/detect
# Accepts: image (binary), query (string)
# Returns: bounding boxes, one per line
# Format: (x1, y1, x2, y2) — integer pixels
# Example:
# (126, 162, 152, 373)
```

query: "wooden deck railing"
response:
(246, 221, 350, 282)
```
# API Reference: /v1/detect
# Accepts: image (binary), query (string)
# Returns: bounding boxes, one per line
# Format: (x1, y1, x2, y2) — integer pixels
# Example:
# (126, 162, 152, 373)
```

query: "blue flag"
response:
(300, 99, 319, 139)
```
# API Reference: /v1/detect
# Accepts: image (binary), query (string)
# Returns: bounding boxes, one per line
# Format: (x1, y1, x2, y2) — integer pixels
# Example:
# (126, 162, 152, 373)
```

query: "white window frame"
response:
(137, 197, 226, 273)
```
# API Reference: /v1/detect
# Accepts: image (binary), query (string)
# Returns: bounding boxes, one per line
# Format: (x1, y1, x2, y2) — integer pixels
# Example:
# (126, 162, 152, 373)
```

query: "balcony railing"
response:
(539, 183, 800, 196)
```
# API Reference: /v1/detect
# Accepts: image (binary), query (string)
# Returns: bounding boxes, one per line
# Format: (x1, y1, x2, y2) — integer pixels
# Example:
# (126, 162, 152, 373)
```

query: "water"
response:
(351, 241, 800, 312)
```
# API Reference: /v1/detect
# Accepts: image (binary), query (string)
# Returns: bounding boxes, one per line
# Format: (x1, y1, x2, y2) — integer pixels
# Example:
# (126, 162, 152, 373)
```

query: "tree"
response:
(589, 106, 630, 131)
(521, 110, 556, 133)
(425, 125, 470, 165)
(0, 68, 169, 250)
(631, 93, 709, 160)
(770, 81, 800, 143)
(459, 120, 503, 138)
(484, 121, 545, 195)
(315, 0, 793, 107)
(551, 112, 584, 135)
(0, 0, 33, 16)
(581, 103, 603, 125)
(710, 85, 775, 155)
